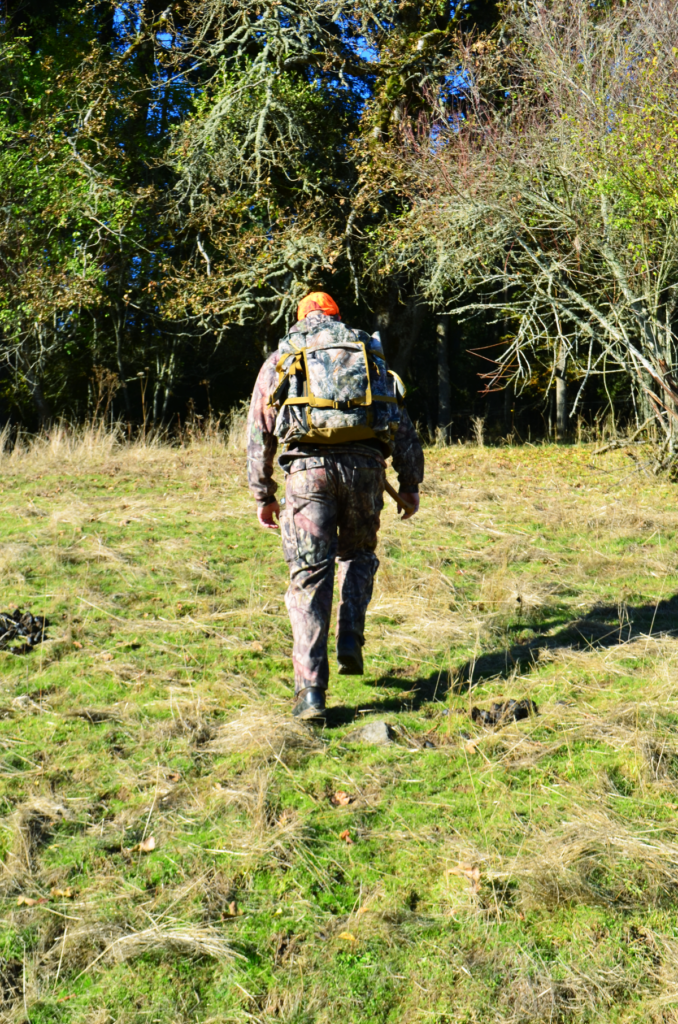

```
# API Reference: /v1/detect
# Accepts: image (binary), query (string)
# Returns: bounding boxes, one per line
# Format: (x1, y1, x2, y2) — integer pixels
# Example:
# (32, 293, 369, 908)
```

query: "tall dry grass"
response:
(0, 407, 249, 472)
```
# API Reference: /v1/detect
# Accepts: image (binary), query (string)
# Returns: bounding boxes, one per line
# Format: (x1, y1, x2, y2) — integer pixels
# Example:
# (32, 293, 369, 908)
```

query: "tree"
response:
(157, 0, 387, 332)
(367, 0, 678, 453)
(0, 0, 521, 431)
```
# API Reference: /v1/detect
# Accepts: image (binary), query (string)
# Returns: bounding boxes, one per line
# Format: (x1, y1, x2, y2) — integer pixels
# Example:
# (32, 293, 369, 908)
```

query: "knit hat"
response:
(297, 291, 340, 321)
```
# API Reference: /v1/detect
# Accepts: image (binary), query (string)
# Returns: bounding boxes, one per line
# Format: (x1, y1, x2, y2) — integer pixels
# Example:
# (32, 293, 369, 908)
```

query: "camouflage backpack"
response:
(268, 317, 405, 446)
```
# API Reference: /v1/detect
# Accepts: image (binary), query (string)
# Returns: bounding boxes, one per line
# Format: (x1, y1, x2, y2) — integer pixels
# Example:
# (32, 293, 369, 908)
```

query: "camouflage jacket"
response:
(247, 314, 425, 506)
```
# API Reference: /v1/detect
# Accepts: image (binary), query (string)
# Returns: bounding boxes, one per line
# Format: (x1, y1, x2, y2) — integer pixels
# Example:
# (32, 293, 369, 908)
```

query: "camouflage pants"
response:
(280, 453, 385, 693)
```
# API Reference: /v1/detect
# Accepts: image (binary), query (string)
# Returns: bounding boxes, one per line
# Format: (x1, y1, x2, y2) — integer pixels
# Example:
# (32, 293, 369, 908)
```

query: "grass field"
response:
(2, 425, 678, 1023)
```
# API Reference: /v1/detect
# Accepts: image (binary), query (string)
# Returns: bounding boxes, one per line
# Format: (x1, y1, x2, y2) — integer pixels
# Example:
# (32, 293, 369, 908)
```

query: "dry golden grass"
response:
(207, 708, 324, 760)
(1, 798, 72, 884)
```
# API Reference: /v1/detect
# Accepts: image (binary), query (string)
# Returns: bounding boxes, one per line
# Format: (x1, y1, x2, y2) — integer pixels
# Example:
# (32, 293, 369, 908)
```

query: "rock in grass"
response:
(344, 720, 394, 745)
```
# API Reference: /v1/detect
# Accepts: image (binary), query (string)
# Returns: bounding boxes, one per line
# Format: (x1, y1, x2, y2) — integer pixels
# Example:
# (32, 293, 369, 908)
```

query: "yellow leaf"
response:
(330, 790, 353, 806)
(445, 862, 482, 892)
(338, 932, 356, 942)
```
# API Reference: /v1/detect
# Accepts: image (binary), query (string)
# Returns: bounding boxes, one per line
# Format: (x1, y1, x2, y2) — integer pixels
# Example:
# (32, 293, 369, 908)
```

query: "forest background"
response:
(1, 0, 677, 447)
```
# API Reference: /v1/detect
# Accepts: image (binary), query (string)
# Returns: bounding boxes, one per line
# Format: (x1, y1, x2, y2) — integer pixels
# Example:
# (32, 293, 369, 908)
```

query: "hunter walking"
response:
(247, 292, 424, 719)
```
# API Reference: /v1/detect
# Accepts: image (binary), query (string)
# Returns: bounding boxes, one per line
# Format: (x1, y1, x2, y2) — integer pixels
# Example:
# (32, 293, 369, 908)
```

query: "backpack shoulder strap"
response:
(389, 370, 407, 403)
(267, 333, 307, 408)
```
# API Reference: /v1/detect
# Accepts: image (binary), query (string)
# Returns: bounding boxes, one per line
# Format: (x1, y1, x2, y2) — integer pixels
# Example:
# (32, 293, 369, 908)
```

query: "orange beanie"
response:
(297, 291, 340, 321)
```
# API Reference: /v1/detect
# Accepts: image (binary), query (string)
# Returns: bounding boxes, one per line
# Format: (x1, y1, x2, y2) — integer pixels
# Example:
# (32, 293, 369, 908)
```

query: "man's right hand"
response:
(399, 492, 420, 521)
(257, 501, 281, 529)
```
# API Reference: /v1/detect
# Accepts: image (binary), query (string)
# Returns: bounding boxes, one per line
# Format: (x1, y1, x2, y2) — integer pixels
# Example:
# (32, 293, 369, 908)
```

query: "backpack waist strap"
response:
(283, 394, 398, 410)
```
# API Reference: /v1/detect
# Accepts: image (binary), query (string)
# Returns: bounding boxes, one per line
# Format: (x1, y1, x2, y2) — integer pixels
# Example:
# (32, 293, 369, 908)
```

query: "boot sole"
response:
(337, 655, 363, 675)
(293, 705, 327, 721)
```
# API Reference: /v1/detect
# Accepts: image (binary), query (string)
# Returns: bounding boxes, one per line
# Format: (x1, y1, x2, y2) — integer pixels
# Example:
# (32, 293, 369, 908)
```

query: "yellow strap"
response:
(359, 342, 373, 407)
(388, 369, 407, 400)
(267, 351, 304, 408)
(285, 395, 383, 409)
(275, 351, 303, 375)
(285, 395, 335, 408)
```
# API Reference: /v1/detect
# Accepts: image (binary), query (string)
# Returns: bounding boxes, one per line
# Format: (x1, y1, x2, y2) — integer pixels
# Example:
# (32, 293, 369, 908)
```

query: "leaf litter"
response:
(0, 609, 48, 653)
(329, 790, 353, 806)
(471, 698, 538, 727)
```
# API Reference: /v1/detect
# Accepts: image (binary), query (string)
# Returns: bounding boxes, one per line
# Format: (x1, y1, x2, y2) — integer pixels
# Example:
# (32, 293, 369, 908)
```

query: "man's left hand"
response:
(257, 501, 281, 529)
(399, 492, 420, 520)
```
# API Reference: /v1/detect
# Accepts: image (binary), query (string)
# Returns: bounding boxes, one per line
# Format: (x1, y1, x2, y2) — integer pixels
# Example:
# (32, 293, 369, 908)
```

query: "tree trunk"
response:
(436, 314, 451, 440)
(26, 373, 51, 425)
(503, 379, 514, 435)
(373, 284, 423, 377)
(555, 344, 568, 441)
(391, 298, 424, 377)
(113, 310, 132, 415)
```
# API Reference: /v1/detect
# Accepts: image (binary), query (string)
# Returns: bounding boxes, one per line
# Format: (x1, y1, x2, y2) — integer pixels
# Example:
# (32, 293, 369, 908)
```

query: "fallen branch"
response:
(592, 417, 655, 456)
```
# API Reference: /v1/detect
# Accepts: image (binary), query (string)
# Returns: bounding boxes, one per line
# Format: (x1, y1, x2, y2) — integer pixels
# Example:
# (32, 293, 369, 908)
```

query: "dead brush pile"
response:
(515, 810, 678, 910)
(41, 924, 243, 975)
(207, 707, 325, 762)
(496, 952, 630, 1023)
(1, 798, 71, 886)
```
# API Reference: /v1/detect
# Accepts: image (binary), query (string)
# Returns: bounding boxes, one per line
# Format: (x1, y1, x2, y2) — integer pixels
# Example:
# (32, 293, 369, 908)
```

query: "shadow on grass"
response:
(325, 669, 453, 727)
(323, 594, 678, 725)
(453, 593, 678, 691)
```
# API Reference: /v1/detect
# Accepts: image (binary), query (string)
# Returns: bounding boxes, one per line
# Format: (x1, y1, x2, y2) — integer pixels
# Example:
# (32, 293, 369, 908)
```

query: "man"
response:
(247, 291, 424, 720)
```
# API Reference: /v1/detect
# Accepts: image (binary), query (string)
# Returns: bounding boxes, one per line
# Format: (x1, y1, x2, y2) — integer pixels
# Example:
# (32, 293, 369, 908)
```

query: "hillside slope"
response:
(1, 431, 678, 1023)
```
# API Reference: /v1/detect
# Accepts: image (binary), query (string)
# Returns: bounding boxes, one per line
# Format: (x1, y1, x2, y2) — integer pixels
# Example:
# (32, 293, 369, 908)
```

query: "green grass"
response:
(2, 428, 678, 1022)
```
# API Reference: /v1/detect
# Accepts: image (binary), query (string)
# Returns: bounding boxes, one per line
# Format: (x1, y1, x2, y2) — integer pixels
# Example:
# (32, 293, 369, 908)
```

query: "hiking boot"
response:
(292, 687, 326, 721)
(337, 633, 364, 675)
